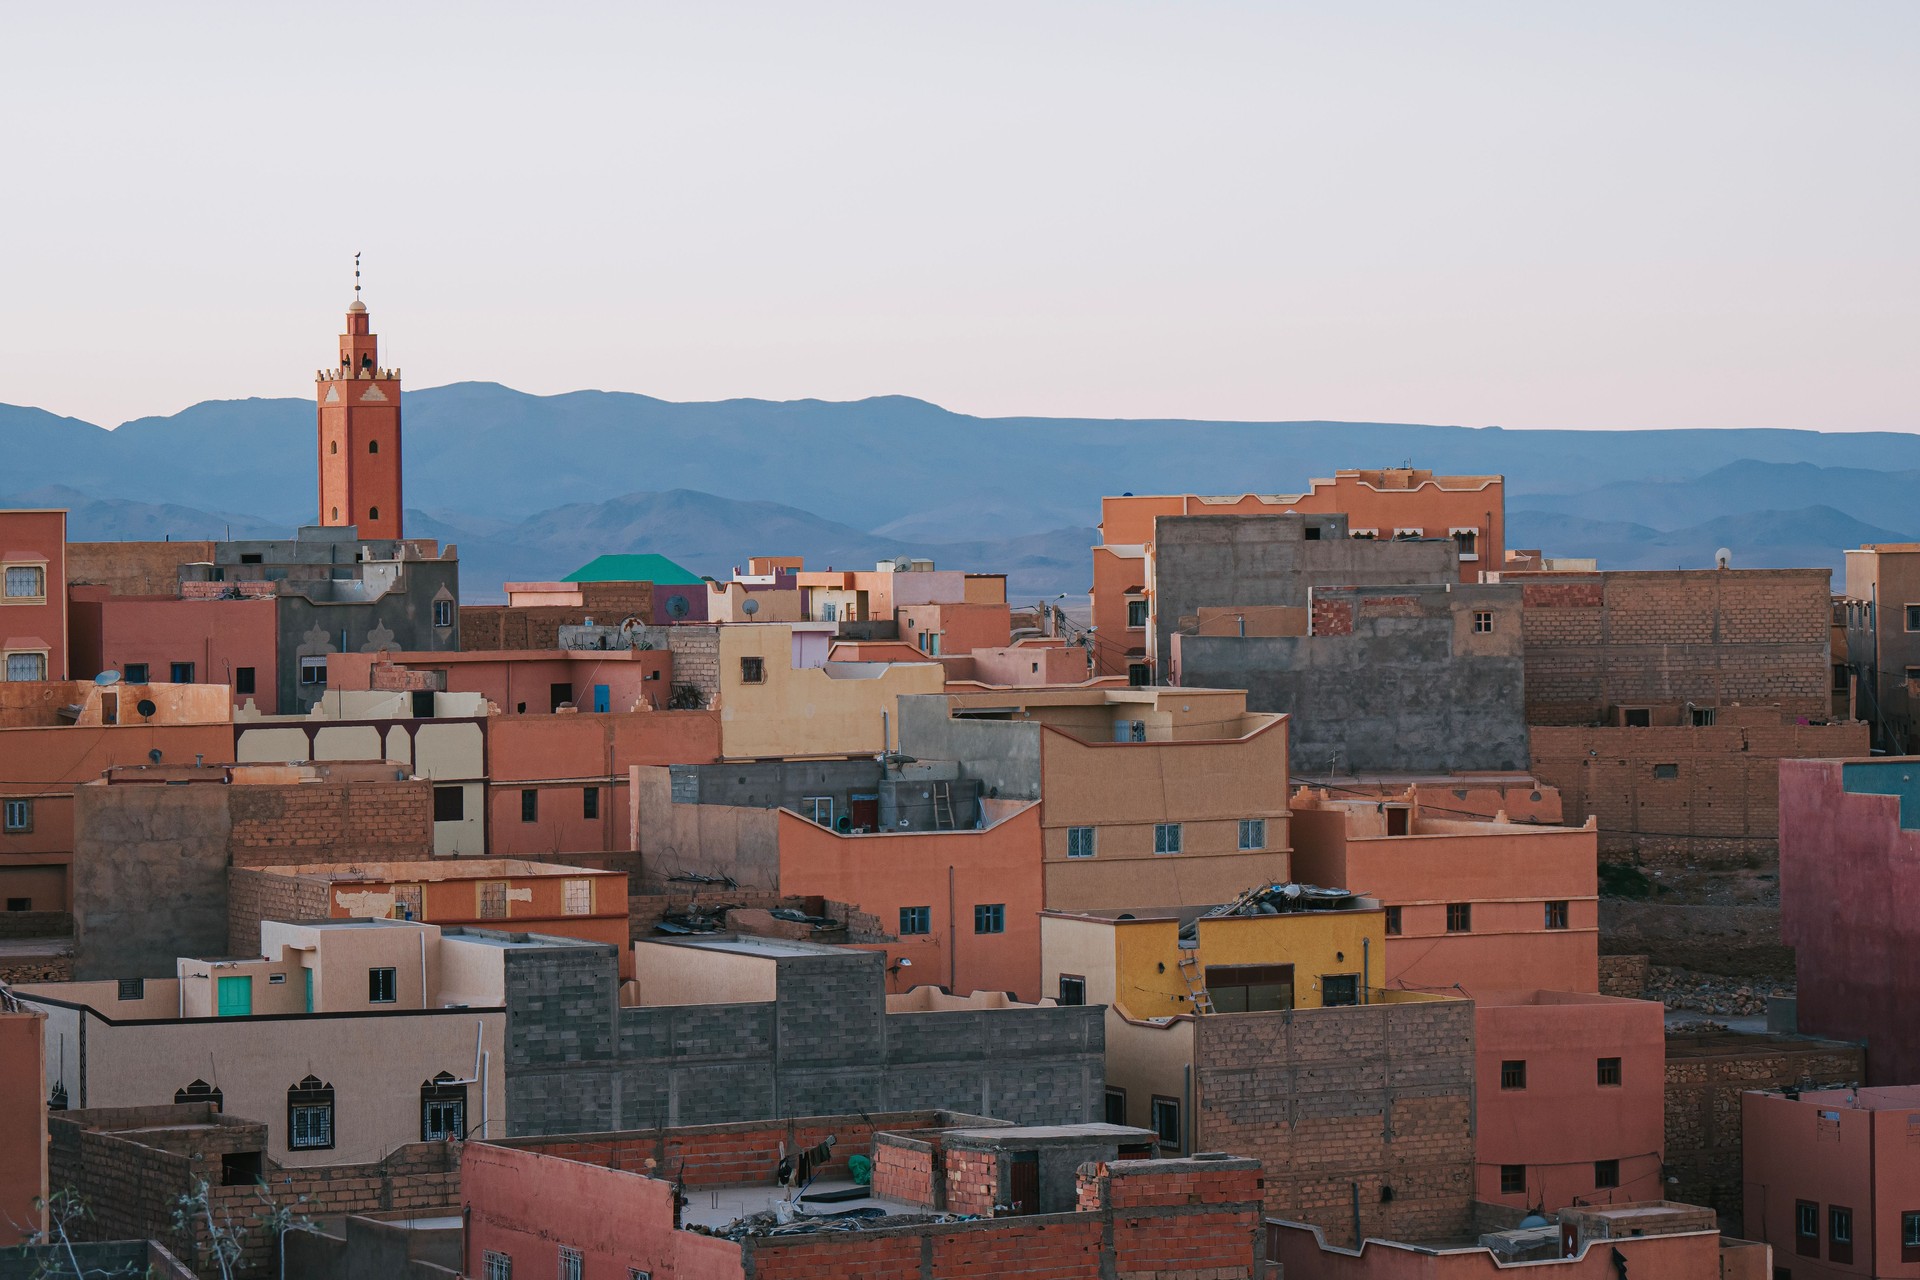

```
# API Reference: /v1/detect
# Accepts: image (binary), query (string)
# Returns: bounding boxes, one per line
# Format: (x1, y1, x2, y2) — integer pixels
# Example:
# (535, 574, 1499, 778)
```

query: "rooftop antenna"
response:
(354, 251, 362, 301)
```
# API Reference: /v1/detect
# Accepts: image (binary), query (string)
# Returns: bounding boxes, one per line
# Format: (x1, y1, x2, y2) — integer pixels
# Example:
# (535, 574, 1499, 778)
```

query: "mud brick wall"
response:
(228, 779, 434, 866)
(1194, 999, 1476, 1247)
(0, 910, 71, 940)
(1598, 954, 1650, 998)
(1664, 1036, 1864, 1234)
(227, 867, 332, 954)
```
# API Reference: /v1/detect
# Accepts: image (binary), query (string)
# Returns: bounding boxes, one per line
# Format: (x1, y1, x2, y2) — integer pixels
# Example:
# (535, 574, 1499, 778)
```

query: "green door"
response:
(303, 968, 313, 1013)
(216, 976, 252, 1017)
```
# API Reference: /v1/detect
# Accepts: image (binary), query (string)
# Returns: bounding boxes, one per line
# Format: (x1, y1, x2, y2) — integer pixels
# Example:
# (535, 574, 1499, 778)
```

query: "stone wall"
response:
(666, 627, 721, 707)
(227, 868, 332, 954)
(1664, 1033, 1864, 1234)
(1194, 998, 1476, 1247)
(1598, 954, 1651, 998)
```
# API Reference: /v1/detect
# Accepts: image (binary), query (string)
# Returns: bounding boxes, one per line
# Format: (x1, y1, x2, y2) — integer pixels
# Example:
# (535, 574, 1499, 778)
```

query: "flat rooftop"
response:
(1786, 1085, 1920, 1110)
(257, 858, 614, 882)
(645, 934, 854, 960)
(1665, 1030, 1861, 1060)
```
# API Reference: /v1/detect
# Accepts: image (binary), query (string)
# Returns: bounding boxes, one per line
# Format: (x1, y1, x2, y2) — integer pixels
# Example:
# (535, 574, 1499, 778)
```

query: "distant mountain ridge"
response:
(2, 384, 1914, 598)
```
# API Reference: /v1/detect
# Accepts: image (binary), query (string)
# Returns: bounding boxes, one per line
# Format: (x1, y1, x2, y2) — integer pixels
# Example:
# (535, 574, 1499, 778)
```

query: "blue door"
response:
(593, 684, 610, 713)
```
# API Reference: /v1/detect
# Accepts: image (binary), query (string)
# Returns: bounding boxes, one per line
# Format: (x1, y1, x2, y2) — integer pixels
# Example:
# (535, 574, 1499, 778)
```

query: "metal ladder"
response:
(931, 782, 955, 830)
(1177, 948, 1215, 1014)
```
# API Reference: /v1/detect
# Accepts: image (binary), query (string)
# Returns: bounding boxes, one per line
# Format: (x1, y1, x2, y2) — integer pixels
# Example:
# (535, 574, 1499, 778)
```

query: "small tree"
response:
(170, 1178, 312, 1280)
(7, 1188, 146, 1279)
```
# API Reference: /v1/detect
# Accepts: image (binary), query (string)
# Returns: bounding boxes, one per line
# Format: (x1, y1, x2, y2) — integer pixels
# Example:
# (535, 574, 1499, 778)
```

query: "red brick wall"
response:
(226, 868, 331, 954)
(944, 1148, 1001, 1216)
(226, 779, 434, 866)
(871, 1137, 937, 1208)
(1311, 599, 1354, 635)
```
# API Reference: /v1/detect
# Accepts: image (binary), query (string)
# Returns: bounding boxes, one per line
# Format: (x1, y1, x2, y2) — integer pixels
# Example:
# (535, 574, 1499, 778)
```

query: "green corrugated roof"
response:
(563, 553, 705, 585)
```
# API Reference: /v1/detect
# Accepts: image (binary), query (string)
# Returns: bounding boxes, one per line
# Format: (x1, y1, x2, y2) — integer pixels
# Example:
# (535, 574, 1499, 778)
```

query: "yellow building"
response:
(717, 624, 945, 759)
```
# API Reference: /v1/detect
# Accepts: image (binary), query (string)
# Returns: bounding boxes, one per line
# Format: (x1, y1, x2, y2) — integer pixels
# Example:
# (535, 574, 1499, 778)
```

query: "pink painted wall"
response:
(898, 602, 1012, 656)
(1474, 992, 1666, 1213)
(0, 509, 68, 681)
(88, 594, 280, 710)
(946, 644, 1094, 687)
(328, 649, 672, 714)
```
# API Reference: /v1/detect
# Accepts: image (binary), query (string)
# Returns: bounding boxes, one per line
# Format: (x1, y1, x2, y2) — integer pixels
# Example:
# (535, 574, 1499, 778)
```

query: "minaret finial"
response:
(354, 251, 362, 299)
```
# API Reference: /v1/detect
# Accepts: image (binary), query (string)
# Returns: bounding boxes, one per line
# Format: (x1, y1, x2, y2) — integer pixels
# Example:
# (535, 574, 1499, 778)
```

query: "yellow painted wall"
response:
(1109, 910, 1384, 1020)
(717, 625, 945, 758)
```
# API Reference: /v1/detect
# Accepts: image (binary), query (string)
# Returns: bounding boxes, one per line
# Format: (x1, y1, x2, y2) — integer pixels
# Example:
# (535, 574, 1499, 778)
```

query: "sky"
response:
(2, 2, 1915, 431)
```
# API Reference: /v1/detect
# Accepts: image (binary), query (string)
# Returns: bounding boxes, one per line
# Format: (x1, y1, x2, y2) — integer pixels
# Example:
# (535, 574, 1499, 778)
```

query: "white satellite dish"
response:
(1715, 547, 1733, 570)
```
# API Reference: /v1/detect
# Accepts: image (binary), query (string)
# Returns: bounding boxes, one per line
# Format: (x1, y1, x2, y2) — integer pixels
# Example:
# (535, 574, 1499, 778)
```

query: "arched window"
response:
(329, 441, 338, 455)
(368, 507, 380, 521)
(368, 439, 379, 454)
(330, 507, 339, 520)
(421, 1071, 467, 1141)
(174, 1079, 224, 1111)
(288, 1076, 335, 1150)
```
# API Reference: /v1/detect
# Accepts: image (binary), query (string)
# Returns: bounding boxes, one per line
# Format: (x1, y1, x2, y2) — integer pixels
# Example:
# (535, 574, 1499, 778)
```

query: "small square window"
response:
(433, 599, 454, 628)
(1150, 1096, 1181, 1150)
(1623, 708, 1651, 727)
(1598, 1056, 1622, 1087)
(123, 663, 149, 683)
(1066, 826, 1096, 858)
(368, 967, 397, 1003)
(974, 903, 1005, 934)
(1545, 900, 1569, 930)
(299, 655, 328, 686)
(899, 906, 931, 935)
(582, 786, 599, 820)
(479, 881, 509, 919)
(1472, 611, 1493, 634)
(740, 656, 766, 684)
(1446, 902, 1472, 933)
(433, 786, 464, 823)
(1154, 823, 1182, 854)
(1058, 975, 1086, 1006)
(1902, 1209, 1920, 1255)
(1127, 663, 1151, 687)
(1500, 1060, 1526, 1090)
(1906, 604, 1920, 632)
(1239, 818, 1265, 851)
(562, 879, 592, 916)
(233, 667, 255, 695)
(1500, 1165, 1525, 1195)
(1594, 1158, 1619, 1189)
(3, 799, 31, 834)
(171, 662, 195, 684)
(1653, 763, 1679, 779)
(520, 789, 539, 823)
(1383, 906, 1402, 936)
(1320, 974, 1359, 1007)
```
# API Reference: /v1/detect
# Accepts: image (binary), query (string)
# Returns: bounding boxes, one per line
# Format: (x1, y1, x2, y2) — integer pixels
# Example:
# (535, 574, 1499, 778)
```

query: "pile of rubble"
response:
(1644, 965, 1787, 1017)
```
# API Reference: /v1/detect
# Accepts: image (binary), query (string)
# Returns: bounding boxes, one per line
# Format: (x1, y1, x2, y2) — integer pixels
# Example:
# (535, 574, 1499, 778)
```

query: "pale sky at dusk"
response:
(3, 2, 1914, 431)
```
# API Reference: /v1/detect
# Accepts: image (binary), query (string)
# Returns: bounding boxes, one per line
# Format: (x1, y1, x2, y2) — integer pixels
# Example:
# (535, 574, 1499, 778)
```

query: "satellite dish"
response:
(742, 598, 760, 617)
(147, 748, 162, 764)
(95, 670, 121, 686)
(665, 595, 691, 620)
(137, 699, 157, 719)
(1715, 547, 1733, 569)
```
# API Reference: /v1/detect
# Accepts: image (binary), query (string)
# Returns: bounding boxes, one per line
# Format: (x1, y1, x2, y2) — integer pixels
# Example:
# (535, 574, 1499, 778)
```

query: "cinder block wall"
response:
(227, 868, 330, 955)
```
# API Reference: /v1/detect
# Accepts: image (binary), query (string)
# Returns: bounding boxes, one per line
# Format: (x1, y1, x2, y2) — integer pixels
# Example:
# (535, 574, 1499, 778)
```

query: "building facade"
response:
(0, 508, 68, 683)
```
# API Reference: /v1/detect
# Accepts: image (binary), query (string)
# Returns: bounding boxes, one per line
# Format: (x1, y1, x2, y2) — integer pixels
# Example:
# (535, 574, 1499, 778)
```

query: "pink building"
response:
(1474, 990, 1667, 1214)
(1744, 1086, 1920, 1278)
(0, 508, 67, 683)
(68, 586, 280, 710)
(1780, 757, 1920, 1084)
(326, 647, 673, 714)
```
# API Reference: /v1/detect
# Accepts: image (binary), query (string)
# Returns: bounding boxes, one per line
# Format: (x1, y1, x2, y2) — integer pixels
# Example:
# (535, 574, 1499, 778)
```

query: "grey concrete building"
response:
(184, 525, 460, 713)
(501, 933, 1105, 1136)
(1173, 582, 1528, 774)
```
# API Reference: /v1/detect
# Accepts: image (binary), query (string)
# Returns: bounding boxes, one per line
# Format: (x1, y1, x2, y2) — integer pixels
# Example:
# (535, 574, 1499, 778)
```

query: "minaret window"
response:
(368, 507, 379, 521)
(330, 441, 338, 454)
(331, 507, 339, 520)
(369, 440, 379, 454)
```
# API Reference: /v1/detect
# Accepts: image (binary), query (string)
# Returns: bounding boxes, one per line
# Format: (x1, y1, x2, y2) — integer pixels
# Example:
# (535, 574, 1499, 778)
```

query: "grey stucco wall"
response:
(72, 784, 234, 979)
(895, 695, 1042, 801)
(669, 760, 884, 809)
(502, 942, 1103, 1136)
(1151, 514, 1457, 672)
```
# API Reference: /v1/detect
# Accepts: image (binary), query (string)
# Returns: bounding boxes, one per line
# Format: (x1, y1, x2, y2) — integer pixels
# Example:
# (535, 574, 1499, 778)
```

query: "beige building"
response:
(16, 918, 508, 1166)
(717, 624, 945, 759)
(234, 689, 489, 855)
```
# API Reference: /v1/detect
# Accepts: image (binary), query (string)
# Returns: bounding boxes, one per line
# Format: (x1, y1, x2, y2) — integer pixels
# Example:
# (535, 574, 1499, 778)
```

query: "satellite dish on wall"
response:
(95, 670, 121, 686)
(665, 594, 691, 620)
(137, 699, 158, 719)
(742, 598, 760, 617)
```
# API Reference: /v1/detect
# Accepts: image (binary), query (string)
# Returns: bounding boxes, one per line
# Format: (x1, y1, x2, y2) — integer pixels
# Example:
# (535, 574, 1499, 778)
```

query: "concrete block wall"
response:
(1194, 1000, 1476, 1247)
(227, 867, 330, 954)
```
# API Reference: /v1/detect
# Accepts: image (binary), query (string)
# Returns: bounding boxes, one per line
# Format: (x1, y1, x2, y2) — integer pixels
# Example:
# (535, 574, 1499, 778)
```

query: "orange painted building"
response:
(1474, 990, 1667, 1214)
(327, 647, 673, 715)
(68, 586, 280, 710)
(1743, 1085, 1920, 1279)
(1288, 789, 1600, 995)
(775, 802, 1045, 999)
(896, 601, 1013, 658)
(316, 291, 404, 539)
(1090, 468, 1504, 676)
(1, 508, 68, 684)
(0, 995, 47, 1244)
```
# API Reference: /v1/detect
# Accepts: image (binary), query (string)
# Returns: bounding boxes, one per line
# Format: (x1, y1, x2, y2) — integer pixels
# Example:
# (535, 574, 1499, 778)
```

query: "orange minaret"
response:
(316, 266, 403, 540)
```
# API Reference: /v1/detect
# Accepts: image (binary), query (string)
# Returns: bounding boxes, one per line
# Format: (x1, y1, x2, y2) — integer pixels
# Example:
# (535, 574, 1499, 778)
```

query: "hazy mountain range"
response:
(3, 385, 1913, 600)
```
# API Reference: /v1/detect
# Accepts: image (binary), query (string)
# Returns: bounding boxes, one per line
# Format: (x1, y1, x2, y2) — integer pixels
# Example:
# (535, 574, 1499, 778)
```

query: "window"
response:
(123, 662, 149, 683)
(368, 439, 380, 454)
(1906, 604, 1920, 632)
(974, 903, 1005, 934)
(6, 897, 27, 912)
(433, 599, 453, 628)
(171, 662, 195, 684)
(1796, 1200, 1819, 1257)
(483, 1251, 512, 1280)
(520, 789, 538, 822)
(1104, 1089, 1127, 1125)
(1384, 906, 1402, 936)
(288, 1076, 336, 1151)
(3, 799, 31, 834)
(392, 884, 423, 921)
(433, 786, 464, 822)
(1908, 666, 1920, 684)
(740, 656, 766, 684)
(899, 906, 931, 935)
(582, 786, 599, 820)
(563, 879, 592, 916)
(367, 507, 379, 522)
(421, 1073, 466, 1141)
(1902, 1209, 1920, 1260)
(233, 667, 255, 695)
(1206, 964, 1294, 1013)
(5, 652, 46, 681)
(1594, 1158, 1619, 1190)
(1127, 663, 1150, 687)
(803, 796, 834, 826)
(1150, 1096, 1181, 1150)
(1320, 974, 1359, 1007)
(1239, 818, 1266, 851)
(1830, 1206, 1853, 1263)
(1066, 826, 1096, 858)
(1303, 524, 1322, 541)
(1500, 1060, 1527, 1090)
(1446, 902, 1472, 933)
(1545, 900, 1569, 930)
(1127, 599, 1148, 628)
(1691, 706, 1717, 726)
(1386, 806, 1411, 836)
(1499, 1165, 1525, 1195)
(1058, 975, 1086, 1006)
(820, 602, 838, 622)
(1597, 1056, 1622, 1086)
(630, 1272, 652, 1280)
(1833, 664, 1849, 694)
(299, 655, 327, 686)
(1473, 611, 1493, 634)
(4, 565, 46, 599)
(239, 552, 263, 565)
(369, 967, 397, 1003)
(1454, 529, 1479, 559)
(1653, 763, 1679, 779)
(480, 881, 509, 919)
(1154, 823, 1183, 854)
(558, 1247, 583, 1280)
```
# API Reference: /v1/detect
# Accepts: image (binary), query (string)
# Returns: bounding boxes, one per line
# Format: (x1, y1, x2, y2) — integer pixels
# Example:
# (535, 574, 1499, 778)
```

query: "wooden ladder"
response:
(932, 782, 955, 830)
(1177, 949, 1215, 1014)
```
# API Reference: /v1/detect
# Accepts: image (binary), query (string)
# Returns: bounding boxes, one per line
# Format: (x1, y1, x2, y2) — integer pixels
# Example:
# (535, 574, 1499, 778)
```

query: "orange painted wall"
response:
(84, 594, 279, 710)
(1289, 806, 1598, 995)
(1474, 993, 1666, 1214)
(487, 711, 720, 856)
(898, 602, 1013, 656)
(1743, 1089, 1920, 1280)
(776, 804, 1045, 999)
(0, 1009, 47, 1244)
(1090, 544, 1153, 677)
(328, 649, 673, 715)
(0, 509, 68, 681)
(330, 870, 631, 975)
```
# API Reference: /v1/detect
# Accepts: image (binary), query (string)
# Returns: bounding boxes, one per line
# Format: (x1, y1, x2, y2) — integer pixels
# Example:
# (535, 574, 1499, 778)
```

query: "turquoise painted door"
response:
(303, 968, 313, 1013)
(216, 976, 252, 1017)
(593, 684, 610, 713)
